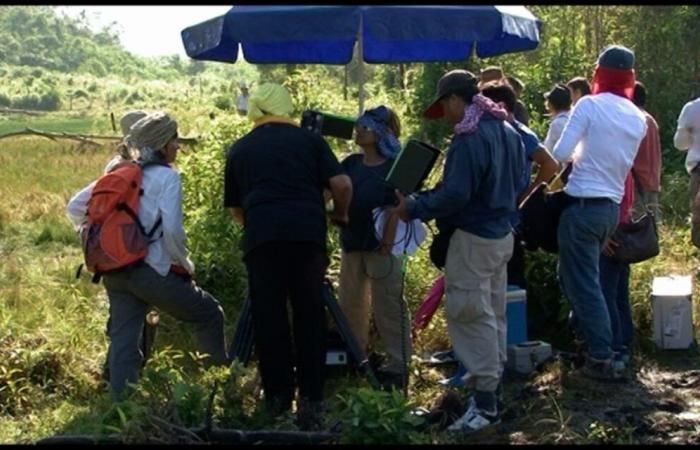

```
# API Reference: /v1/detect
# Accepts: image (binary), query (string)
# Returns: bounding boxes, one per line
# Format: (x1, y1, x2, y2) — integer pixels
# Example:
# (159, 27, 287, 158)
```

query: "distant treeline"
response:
(0, 6, 211, 80)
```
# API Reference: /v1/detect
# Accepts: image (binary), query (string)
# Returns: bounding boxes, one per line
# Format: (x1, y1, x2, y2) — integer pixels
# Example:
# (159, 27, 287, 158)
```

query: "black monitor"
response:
(385, 139, 441, 194)
(301, 110, 356, 140)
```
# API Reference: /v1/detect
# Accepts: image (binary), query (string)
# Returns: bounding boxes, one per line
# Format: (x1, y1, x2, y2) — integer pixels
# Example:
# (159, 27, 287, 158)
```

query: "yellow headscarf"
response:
(247, 83, 298, 128)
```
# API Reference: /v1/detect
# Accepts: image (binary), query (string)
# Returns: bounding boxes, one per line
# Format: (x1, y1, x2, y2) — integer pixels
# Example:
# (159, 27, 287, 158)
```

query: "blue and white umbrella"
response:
(181, 5, 542, 112)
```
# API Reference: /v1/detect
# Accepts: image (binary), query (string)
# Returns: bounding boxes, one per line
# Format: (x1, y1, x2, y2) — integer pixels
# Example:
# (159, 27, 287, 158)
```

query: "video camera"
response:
(301, 110, 356, 140)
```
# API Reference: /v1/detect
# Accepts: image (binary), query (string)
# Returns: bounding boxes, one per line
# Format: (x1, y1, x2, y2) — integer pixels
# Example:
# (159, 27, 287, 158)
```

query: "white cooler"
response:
(651, 275, 695, 349)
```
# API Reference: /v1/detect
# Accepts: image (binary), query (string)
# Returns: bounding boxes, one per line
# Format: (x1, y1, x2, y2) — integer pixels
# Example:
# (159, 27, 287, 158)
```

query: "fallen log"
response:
(36, 428, 340, 445)
(35, 434, 122, 445)
(196, 427, 341, 444)
(0, 107, 46, 116)
(0, 128, 199, 146)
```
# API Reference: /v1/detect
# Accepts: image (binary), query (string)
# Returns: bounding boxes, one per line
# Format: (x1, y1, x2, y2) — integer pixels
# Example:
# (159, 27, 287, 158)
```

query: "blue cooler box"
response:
(506, 286, 528, 345)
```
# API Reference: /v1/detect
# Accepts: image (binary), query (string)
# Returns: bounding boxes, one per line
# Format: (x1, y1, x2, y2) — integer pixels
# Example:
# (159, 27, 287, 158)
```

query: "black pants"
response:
(245, 241, 328, 407)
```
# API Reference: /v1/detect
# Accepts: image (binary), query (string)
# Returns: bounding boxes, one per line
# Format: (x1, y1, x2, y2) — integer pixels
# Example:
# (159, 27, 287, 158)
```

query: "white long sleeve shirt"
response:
(552, 93, 647, 204)
(66, 164, 195, 277)
(543, 110, 569, 152)
(674, 97, 700, 174)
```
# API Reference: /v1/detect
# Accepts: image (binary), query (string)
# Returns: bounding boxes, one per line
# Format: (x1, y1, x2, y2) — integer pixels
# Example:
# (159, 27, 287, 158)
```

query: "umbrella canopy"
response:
(181, 5, 542, 111)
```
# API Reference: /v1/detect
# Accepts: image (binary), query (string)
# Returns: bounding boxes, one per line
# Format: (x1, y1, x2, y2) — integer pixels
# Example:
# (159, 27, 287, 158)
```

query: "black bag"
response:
(611, 212, 659, 264)
(519, 183, 573, 254)
(429, 226, 456, 269)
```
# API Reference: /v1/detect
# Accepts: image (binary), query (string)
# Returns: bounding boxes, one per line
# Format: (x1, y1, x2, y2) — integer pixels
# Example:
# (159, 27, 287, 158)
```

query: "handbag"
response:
(429, 226, 456, 269)
(611, 212, 659, 264)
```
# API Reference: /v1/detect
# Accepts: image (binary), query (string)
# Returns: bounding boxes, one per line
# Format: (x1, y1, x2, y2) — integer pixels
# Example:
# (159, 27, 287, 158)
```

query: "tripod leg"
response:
(322, 281, 380, 389)
(229, 294, 255, 366)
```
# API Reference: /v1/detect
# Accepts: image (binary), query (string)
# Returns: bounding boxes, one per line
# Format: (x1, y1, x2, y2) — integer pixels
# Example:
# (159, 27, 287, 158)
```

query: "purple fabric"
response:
(412, 275, 445, 339)
(454, 94, 509, 135)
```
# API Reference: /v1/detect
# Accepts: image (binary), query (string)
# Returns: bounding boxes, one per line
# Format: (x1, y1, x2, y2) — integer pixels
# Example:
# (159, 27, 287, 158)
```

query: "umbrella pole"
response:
(357, 14, 364, 115)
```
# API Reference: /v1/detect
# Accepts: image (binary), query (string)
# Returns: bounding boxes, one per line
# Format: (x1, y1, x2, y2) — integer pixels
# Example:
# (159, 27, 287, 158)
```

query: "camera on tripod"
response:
(301, 110, 356, 140)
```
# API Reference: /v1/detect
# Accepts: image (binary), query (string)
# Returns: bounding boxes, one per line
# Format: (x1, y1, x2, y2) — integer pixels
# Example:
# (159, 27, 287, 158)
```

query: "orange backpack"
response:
(80, 161, 163, 280)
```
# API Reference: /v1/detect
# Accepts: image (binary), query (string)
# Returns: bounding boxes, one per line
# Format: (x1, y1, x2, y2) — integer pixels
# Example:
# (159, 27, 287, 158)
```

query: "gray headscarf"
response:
(125, 112, 178, 165)
(117, 110, 148, 159)
(120, 110, 148, 135)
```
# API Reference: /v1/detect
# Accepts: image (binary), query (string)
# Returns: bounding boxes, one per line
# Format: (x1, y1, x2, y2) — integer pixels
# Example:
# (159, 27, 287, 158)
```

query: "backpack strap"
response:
(126, 160, 169, 242)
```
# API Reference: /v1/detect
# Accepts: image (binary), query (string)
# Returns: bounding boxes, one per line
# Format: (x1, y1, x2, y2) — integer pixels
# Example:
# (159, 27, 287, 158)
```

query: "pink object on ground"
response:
(412, 275, 446, 339)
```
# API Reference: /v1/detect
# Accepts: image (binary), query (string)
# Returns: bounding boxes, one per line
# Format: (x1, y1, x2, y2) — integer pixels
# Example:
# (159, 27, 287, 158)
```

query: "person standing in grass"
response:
(505, 75, 530, 127)
(393, 70, 526, 433)
(337, 105, 412, 392)
(567, 76, 592, 106)
(224, 83, 352, 431)
(68, 112, 229, 399)
(481, 82, 558, 291)
(552, 45, 647, 381)
(542, 84, 572, 154)
(674, 93, 700, 248)
(67, 109, 149, 382)
(630, 81, 662, 221)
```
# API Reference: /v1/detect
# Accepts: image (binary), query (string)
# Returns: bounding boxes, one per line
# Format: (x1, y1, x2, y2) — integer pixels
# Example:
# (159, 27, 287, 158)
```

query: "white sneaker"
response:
(447, 397, 500, 433)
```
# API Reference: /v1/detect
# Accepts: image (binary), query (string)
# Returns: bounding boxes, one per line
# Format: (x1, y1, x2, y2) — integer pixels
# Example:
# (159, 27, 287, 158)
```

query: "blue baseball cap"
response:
(597, 45, 635, 70)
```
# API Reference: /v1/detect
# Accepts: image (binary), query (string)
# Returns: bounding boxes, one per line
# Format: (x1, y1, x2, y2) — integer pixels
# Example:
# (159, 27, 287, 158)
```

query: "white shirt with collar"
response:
(674, 97, 700, 174)
(543, 110, 569, 152)
(66, 164, 195, 277)
(552, 92, 647, 204)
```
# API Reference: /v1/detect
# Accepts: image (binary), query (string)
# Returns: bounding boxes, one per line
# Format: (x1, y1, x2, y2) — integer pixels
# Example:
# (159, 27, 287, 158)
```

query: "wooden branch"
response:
(0, 107, 46, 116)
(149, 415, 204, 444)
(0, 128, 199, 146)
(36, 434, 122, 445)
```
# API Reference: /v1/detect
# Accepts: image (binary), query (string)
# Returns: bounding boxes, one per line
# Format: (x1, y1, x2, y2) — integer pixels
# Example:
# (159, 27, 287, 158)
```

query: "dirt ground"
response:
(414, 345, 700, 445)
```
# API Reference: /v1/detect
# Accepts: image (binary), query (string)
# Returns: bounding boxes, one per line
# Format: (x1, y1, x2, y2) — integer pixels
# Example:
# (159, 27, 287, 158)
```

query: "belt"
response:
(571, 196, 615, 206)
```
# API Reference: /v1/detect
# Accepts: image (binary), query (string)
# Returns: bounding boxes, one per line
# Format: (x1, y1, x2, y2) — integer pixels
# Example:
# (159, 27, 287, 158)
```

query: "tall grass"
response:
(0, 138, 114, 442)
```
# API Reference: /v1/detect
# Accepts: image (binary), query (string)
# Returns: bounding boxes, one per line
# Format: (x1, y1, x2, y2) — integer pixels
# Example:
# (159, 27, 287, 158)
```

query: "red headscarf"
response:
(591, 65, 636, 100)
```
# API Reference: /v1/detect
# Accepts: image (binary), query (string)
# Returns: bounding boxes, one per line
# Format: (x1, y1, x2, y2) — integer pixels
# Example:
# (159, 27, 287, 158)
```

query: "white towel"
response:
(372, 207, 427, 257)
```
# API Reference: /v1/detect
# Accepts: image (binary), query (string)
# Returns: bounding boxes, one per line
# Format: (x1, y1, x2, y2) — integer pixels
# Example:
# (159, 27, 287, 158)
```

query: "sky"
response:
(55, 6, 232, 58)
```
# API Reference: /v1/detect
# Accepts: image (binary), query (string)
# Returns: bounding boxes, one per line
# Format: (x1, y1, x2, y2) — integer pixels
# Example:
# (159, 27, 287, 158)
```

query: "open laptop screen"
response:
(385, 139, 441, 194)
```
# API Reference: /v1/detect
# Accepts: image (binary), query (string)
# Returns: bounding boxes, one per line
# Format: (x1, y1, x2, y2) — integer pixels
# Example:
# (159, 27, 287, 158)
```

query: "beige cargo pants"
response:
(338, 251, 412, 374)
(444, 229, 513, 393)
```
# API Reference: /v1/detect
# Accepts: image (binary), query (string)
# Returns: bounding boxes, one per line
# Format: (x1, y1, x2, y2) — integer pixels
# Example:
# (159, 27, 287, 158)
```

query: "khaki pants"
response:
(444, 229, 513, 392)
(691, 171, 700, 249)
(338, 251, 412, 374)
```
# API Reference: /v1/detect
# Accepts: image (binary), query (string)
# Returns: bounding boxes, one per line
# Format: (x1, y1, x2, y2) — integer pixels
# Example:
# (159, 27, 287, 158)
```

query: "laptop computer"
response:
(385, 139, 441, 194)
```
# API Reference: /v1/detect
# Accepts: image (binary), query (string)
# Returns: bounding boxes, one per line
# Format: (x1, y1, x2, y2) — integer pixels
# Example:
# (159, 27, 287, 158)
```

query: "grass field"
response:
(2, 134, 700, 444)
(0, 114, 113, 136)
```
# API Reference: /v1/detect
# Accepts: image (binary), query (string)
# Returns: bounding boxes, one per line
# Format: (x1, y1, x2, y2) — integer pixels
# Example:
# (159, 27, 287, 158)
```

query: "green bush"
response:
(213, 95, 233, 111)
(179, 113, 251, 311)
(12, 93, 40, 110)
(336, 387, 428, 444)
(39, 89, 61, 110)
(0, 92, 10, 107)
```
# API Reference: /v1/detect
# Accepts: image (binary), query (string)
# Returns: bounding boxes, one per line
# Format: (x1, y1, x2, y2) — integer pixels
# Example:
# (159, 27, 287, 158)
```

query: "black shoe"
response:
(580, 357, 625, 381)
(296, 398, 325, 431)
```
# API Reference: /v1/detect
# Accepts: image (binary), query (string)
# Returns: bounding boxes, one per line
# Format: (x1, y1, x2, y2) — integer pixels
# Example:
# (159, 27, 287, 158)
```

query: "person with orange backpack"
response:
(67, 111, 228, 398)
(67, 110, 157, 384)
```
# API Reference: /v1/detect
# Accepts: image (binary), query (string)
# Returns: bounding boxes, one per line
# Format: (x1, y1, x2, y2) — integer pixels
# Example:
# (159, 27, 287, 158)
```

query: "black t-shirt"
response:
(224, 123, 344, 255)
(340, 153, 396, 252)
